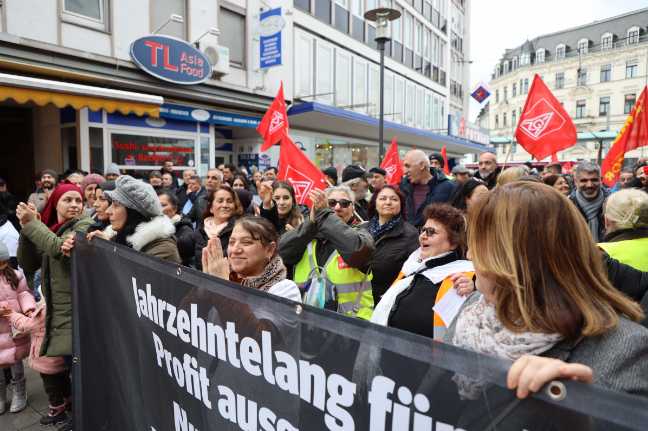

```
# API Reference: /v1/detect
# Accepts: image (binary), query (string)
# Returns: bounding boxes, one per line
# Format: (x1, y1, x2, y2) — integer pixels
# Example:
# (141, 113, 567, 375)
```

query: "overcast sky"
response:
(468, 1, 647, 121)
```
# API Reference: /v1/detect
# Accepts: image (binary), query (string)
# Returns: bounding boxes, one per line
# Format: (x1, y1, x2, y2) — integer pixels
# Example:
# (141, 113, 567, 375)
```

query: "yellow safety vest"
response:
(294, 240, 374, 321)
(598, 238, 648, 272)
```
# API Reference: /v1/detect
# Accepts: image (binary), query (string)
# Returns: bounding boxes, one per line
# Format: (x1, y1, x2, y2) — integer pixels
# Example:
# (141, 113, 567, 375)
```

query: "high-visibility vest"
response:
(598, 238, 648, 272)
(294, 241, 375, 321)
(390, 269, 475, 340)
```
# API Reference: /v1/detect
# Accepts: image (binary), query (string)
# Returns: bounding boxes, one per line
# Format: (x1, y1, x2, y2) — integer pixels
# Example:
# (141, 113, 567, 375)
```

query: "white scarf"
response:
(451, 295, 563, 400)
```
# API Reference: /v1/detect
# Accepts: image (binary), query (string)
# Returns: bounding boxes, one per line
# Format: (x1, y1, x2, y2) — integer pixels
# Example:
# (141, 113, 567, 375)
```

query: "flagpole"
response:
(502, 134, 516, 170)
(326, 179, 365, 222)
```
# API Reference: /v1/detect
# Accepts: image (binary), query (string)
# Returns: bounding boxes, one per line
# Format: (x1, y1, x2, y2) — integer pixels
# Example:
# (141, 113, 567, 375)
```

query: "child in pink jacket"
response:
(0, 293, 71, 426)
(0, 242, 36, 415)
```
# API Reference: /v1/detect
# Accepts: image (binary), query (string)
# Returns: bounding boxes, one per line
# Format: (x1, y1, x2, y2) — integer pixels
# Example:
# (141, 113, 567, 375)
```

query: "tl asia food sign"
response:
(130, 35, 212, 85)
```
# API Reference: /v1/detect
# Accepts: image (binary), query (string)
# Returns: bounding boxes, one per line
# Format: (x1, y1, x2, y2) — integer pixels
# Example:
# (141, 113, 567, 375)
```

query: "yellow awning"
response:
(0, 85, 160, 117)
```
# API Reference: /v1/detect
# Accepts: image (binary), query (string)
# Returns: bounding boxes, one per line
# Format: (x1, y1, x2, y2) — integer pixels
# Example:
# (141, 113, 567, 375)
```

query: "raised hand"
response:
(202, 237, 230, 280)
(308, 189, 328, 223)
(257, 181, 274, 209)
(16, 202, 38, 226)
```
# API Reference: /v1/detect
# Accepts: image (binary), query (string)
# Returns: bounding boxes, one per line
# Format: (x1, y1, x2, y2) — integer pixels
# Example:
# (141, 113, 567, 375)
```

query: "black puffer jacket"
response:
(173, 215, 195, 267)
(359, 218, 420, 304)
(604, 252, 648, 327)
(473, 166, 501, 190)
(187, 193, 209, 230)
(259, 201, 311, 236)
(176, 215, 237, 272)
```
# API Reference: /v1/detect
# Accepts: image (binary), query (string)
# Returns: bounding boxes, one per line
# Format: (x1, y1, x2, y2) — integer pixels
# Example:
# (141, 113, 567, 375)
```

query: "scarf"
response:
(236, 254, 287, 292)
(451, 295, 563, 400)
(39, 181, 85, 232)
(368, 214, 401, 239)
(203, 217, 229, 238)
(575, 189, 605, 240)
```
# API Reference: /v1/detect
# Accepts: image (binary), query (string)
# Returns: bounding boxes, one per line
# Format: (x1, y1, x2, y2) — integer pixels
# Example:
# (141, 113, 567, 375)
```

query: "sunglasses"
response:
(328, 199, 353, 209)
(418, 227, 438, 236)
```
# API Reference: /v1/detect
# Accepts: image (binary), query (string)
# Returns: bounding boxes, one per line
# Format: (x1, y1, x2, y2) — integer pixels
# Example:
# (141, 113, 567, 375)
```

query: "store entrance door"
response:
(0, 106, 34, 201)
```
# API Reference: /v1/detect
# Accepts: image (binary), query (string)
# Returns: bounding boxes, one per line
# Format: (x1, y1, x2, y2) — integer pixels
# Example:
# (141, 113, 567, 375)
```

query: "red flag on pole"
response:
(277, 132, 327, 206)
(551, 153, 559, 163)
(441, 146, 450, 175)
(562, 161, 572, 174)
(514, 74, 577, 160)
(601, 86, 648, 187)
(257, 82, 289, 152)
(380, 137, 403, 185)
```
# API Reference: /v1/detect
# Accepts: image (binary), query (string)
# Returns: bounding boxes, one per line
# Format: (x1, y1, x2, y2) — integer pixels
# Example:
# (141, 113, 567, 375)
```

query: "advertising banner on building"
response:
(72, 235, 648, 431)
(258, 8, 285, 69)
(111, 133, 195, 167)
(448, 115, 491, 145)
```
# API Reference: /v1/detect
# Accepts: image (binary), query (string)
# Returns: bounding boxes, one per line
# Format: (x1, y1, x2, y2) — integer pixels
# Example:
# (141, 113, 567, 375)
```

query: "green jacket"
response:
(17, 213, 93, 357)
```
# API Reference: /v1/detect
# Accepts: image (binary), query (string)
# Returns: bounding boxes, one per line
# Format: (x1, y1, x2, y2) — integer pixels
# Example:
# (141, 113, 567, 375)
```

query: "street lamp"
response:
(365, 7, 401, 162)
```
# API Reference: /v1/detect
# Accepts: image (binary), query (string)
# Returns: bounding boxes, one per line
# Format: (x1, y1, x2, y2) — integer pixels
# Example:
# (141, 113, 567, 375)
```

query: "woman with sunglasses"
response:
(371, 203, 475, 340)
(278, 185, 375, 320)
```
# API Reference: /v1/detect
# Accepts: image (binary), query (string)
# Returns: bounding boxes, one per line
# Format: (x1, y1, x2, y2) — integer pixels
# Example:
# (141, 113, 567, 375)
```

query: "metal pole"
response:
(378, 40, 386, 162)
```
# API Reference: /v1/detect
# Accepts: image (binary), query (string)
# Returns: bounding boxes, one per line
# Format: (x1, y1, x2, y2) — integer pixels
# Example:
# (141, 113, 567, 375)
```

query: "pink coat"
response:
(0, 269, 37, 367)
(10, 307, 66, 374)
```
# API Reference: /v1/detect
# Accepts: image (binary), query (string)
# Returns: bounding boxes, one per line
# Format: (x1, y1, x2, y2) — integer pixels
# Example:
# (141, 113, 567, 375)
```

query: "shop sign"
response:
(258, 8, 284, 69)
(112, 133, 195, 167)
(448, 115, 490, 145)
(159, 103, 260, 128)
(130, 35, 212, 85)
(238, 154, 259, 172)
(258, 154, 271, 172)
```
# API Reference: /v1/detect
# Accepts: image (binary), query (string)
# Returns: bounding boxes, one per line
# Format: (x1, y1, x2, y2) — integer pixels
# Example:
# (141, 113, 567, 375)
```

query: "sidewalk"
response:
(0, 359, 67, 430)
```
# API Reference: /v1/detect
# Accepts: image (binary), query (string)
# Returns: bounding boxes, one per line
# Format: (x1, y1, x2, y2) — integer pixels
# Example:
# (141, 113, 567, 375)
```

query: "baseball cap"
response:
(342, 165, 372, 182)
(149, 171, 162, 179)
(451, 165, 469, 174)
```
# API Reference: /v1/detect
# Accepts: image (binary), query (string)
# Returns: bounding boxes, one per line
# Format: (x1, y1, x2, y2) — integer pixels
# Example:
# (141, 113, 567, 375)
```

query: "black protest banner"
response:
(71, 233, 648, 431)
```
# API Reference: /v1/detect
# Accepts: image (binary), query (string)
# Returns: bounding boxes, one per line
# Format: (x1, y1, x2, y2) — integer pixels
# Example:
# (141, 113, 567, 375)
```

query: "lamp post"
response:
(365, 8, 401, 162)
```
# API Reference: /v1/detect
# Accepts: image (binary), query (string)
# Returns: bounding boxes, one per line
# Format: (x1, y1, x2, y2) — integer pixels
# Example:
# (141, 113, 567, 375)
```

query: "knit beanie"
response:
(106, 163, 121, 176)
(0, 242, 9, 262)
(80, 174, 106, 192)
(104, 176, 163, 219)
(41, 169, 59, 183)
(429, 153, 445, 168)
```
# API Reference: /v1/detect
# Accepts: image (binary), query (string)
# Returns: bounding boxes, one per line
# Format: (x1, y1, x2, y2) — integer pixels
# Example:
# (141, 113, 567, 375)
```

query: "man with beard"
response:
(341, 165, 372, 221)
(175, 169, 195, 208)
(568, 162, 609, 242)
(160, 160, 179, 190)
(28, 169, 58, 213)
(473, 151, 501, 189)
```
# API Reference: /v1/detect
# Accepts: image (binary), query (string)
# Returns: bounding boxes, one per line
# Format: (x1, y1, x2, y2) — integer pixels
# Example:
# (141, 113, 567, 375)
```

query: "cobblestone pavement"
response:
(0, 359, 68, 430)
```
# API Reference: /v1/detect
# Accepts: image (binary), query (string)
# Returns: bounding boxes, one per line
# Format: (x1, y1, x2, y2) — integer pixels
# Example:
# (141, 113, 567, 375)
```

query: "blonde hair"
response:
(604, 188, 648, 232)
(468, 182, 643, 340)
(496, 166, 529, 187)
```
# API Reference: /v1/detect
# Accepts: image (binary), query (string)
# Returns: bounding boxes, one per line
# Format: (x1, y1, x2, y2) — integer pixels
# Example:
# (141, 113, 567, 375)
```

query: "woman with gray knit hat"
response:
(62, 176, 181, 264)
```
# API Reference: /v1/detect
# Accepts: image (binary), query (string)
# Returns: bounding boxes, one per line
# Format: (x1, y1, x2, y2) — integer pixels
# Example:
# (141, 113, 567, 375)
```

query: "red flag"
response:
(515, 74, 577, 160)
(257, 82, 289, 152)
(278, 132, 327, 206)
(562, 161, 572, 174)
(551, 153, 558, 163)
(441, 146, 450, 175)
(601, 86, 648, 187)
(380, 137, 403, 185)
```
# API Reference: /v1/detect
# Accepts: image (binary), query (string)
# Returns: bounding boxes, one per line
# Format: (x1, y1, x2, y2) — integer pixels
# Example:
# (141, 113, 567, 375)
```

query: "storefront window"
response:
(315, 139, 378, 173)
(200, 136, 210, 176)
(61, 127, 77, 172)
(111, 133, 195, 169)
(89, 128, 103, 174)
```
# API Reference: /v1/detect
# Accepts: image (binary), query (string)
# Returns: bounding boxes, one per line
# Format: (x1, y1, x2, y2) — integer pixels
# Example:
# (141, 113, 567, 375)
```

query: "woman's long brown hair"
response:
(468, 182, 643, 340)
(1, 264, 20, 290)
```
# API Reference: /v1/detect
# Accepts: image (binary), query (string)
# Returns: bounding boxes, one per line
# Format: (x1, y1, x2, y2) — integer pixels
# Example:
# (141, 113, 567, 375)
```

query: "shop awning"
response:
(0, 73, 163, 117)
(288, 102, 489, 157)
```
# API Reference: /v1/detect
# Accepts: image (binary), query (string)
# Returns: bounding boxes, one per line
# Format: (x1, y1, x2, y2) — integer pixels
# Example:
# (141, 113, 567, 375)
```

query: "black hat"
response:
(369, 167, 387, 176)
(322, 167, 338, 185)
(342, 165, 372, 182)
(524, 161, 533, 169)
(429, 153, 445, 168)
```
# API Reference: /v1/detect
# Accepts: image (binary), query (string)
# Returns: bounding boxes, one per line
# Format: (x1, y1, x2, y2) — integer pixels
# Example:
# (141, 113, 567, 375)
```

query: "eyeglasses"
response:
(418, 227, 438, 236)
(328, 199, 353, 209)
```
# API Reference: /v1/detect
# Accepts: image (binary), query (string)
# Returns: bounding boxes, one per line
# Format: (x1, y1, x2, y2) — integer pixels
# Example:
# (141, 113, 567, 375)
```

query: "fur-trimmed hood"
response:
(126, 215, 176, 251)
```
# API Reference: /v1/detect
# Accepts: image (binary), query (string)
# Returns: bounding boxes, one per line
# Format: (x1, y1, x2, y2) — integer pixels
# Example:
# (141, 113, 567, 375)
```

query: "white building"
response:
(486, 7, 648, 167)
(0, 0, 479, 201)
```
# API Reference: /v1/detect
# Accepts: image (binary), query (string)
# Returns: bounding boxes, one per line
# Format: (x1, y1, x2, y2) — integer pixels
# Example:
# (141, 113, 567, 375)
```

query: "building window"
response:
(424, 29, 430, 60)
(406, 84, 414, 123)
(513, 57, 518, 69)
(354, 60, 367, 106)
(602, 36, 612, 50)
(495, 90, 499, 103)
(625, 94, 636, 114)
(395, 79, 404, 122)
(578, 41, 588, 55)
(298, 35, 313, 94)
(352, 0, 363, 16)
(537, 50, 545, 63)
(577, 69, 587, 86)
(599, 97, 610, 116)
(576, 100, 586, 118)
(62, 0, 107, 31)
(556, 47, 565, 59)
(337, 53, 351, 105)
(521, 53, 530, 65)
(556, 73, 564, 89)
(433, 97, 439, 129)
(626, 60, 638, 78)
(317, 43, 333, 101)
(503, 113, 507, 127)
(512, 83, 517, 97)
(393, 5, 402, 42)
(432, 35, 438, 65)
(504, 62, 509, 74)
(369, 68, 380, 115)
(504, 87, 508, 101)
(512, 110, 517, 126)
(404, 14, 412, 49)
(221, 8, 246, 67)
(495, 115, 499, 129)
(425, 93, 431, 129)
(384, 73, 392, 118)
(628, 30, 639, 44)
(416, 88, 423, 126)
(439, 41, 445, 69)
(524, 78, 529, 94)
(601, 65, 611, 82)
(415, 22, 421, 55)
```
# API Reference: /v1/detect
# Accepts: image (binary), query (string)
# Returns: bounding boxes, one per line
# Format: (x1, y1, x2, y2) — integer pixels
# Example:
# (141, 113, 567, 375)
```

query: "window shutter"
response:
(152, 0, 186, 40)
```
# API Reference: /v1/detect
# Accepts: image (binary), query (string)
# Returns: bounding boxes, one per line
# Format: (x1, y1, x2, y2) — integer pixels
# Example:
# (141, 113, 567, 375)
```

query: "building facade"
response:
(487, 8, 648, 166)
(0, 0, 477, 201)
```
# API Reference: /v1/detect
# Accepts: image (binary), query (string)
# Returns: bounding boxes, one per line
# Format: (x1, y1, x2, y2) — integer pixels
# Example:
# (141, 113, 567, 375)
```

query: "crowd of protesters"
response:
(1, 150, 648, 428)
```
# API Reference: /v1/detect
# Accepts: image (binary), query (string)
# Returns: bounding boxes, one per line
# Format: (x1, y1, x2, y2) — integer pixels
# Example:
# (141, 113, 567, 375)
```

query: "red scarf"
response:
(39, 180, 85, 232)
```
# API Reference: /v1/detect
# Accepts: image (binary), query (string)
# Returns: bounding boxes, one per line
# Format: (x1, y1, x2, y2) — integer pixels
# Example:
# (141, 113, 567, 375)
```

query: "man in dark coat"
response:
(568, 162, 609, 242)
(473, 151, 501, 190)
